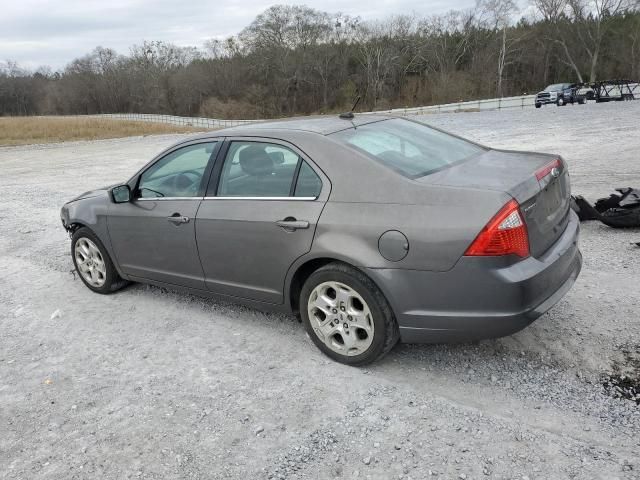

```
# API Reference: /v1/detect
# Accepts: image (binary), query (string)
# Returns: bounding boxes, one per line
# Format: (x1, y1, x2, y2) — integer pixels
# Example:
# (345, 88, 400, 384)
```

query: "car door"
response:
(196, 138, 329, 303)
(107, 140, 220, 289)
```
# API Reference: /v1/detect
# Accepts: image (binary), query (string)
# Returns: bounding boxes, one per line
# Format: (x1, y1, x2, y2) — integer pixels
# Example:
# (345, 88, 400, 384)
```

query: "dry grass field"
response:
(0, 116, 202, 146)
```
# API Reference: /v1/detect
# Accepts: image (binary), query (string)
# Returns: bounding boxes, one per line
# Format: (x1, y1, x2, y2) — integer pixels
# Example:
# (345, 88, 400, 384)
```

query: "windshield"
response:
(544, 84, 569, 92)
(329, 118, 485, 178)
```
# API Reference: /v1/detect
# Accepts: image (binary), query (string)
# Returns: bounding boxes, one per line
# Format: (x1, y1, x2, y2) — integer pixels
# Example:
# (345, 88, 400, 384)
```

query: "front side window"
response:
(138, 142, 217, 198)
(217, 141, 321, 198)
(330, 118, 484, 178)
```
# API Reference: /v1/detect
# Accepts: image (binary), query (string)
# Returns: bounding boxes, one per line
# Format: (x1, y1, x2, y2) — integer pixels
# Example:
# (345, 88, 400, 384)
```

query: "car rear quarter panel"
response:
(311, 186, 511, 272)
(275, 129, 513, 277)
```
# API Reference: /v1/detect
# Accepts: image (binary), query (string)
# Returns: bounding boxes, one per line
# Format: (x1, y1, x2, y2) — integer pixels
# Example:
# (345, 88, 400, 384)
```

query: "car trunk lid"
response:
(418, 149, 571, 258)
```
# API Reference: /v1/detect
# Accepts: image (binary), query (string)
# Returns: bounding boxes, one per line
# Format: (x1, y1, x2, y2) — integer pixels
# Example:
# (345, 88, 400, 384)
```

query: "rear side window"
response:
(216, 141, 322, 198)
(330, 118, 484, 178)
(294, 161, 322, 197)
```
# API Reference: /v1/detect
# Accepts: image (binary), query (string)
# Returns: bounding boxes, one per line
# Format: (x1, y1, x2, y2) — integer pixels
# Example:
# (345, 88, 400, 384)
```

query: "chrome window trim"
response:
(136, 197, 204, 201)
(202, 196, 317, 201)
(135, 196, 318, 201)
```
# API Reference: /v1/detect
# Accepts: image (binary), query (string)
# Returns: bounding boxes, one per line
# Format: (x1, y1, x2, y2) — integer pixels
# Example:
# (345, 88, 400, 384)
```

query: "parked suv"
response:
(535, 83, 586, 108)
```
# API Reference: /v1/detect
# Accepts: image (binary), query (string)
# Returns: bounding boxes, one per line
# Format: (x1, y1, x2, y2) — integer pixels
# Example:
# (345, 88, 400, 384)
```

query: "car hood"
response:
(65, 185, 115, 204)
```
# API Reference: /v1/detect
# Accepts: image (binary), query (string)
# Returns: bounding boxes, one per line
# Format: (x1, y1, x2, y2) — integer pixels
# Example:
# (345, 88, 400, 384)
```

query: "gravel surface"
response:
(1, 102, 639, 479)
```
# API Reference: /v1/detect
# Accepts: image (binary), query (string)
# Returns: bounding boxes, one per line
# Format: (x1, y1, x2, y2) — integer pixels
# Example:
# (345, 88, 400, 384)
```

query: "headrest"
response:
(239, 145, 274, 176)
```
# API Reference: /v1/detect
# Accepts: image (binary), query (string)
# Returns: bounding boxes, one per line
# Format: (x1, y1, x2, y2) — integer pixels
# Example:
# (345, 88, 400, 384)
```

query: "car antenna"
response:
(339, 95, 361, 126)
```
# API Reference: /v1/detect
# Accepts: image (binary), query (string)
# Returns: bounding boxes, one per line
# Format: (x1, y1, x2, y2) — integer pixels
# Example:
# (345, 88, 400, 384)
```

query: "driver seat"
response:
(237, 145, 275, 196)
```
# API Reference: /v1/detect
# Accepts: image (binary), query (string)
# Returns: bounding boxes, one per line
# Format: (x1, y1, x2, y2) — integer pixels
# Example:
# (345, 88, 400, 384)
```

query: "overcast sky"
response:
(1, 0, 478, 70)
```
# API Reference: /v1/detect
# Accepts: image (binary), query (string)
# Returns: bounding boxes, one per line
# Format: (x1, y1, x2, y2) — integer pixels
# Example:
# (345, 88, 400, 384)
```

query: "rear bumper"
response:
(366, 210, 582, 343)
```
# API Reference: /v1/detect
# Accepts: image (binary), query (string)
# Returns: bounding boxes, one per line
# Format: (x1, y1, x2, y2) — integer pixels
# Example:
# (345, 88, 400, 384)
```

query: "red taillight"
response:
(535, 158, 561, 181)
(464, 199, 530, 258)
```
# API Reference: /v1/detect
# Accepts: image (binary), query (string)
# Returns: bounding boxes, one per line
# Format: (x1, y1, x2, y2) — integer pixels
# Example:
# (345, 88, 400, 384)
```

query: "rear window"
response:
(329, 118, 484, 178)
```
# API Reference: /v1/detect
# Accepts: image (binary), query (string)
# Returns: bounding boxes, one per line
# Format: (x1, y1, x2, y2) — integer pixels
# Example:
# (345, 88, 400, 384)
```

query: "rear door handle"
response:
(167, 213, 190, 225)
(276, 218, 309, 231)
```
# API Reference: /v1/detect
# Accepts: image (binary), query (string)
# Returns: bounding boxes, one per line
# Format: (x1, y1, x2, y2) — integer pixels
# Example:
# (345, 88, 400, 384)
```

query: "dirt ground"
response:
(1, 102, 639, 480)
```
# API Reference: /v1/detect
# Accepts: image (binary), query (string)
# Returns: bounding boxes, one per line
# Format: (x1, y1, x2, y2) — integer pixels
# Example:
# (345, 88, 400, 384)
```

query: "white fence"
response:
(96, 113, 256, 129)
(364, 95, 537, 116)
(85, 94, 538, 129)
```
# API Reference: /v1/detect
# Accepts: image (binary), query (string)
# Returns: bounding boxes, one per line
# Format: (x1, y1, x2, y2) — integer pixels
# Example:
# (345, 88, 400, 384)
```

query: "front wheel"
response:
(300, 262, 399, 366)
(557, 97, 565, 106)
(71, 227, 128, 294)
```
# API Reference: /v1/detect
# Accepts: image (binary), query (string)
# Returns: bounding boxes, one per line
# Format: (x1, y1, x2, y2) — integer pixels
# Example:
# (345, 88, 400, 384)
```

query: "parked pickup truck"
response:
(535, 83, 586, 108)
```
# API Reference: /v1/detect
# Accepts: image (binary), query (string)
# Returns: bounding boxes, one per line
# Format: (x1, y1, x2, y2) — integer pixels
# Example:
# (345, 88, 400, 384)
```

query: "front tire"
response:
(557, 97, 565, 106)
(71, 227, 128, 294)
(300, 262, 399, 366)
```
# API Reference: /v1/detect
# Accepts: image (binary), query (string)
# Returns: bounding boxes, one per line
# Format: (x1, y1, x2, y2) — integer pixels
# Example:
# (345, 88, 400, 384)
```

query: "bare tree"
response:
(421, 11, 476, 80)
(477, 0, 524, 96)
(631, 14, 640, 78)
(239, 5, 332, 113)
(569, 0, 634, 81)
(356, 22, 400, 108)
(2, 5, 640, 118)
(530, 0, 585, 81)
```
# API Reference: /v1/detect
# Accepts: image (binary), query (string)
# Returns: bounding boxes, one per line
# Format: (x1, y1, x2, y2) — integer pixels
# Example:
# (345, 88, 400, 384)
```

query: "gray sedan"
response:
(61, 114, 582, 365)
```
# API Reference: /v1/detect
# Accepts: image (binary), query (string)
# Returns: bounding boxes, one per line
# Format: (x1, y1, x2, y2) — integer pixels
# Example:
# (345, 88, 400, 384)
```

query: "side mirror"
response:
(111, 185, 131, 203)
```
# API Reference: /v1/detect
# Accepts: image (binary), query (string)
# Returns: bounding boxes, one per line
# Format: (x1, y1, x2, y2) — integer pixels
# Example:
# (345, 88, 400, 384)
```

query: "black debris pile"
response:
(603, 343, 640, 405)
(602, 374, 640, 405)
(571, 187, 640, 228)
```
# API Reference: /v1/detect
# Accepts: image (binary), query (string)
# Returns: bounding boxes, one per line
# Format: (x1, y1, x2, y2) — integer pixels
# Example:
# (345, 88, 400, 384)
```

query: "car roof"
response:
(190, 113, 394, 138)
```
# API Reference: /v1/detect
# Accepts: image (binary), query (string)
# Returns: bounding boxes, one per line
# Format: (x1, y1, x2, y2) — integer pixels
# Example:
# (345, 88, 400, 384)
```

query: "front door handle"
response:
(167, 213, 190, 225)
(276, 217, 309, 231)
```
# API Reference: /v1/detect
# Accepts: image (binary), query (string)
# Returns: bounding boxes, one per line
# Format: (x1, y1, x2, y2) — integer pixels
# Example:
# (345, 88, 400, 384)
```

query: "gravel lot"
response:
(1, 102, 639, 480)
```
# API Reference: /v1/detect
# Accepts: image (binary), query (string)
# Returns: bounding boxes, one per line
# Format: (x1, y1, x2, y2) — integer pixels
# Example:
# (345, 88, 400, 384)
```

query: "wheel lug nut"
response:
(332, 308, 338, 314)
(343, 323, 348, 329)
(347, 315, 353, 321)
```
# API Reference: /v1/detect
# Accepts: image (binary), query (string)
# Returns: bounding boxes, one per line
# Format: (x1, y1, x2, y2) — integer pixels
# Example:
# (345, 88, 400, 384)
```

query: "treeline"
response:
(1, 0, 639, 119)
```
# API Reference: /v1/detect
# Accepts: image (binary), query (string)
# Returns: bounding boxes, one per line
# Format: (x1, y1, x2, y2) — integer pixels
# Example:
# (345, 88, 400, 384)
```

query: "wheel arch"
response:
(63, 204, 126, 279)
(64, 221, 88, 234)
(286, 255, 389, 318)
(70, 224, 130, 293)
(294, 256, 401, 364)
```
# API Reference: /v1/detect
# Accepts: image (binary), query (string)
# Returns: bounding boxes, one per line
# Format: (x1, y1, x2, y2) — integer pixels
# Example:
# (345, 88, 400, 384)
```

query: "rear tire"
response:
(71, 227, 128, 294)
(300, 262, 399, 366)
(535, 103, 541, 109)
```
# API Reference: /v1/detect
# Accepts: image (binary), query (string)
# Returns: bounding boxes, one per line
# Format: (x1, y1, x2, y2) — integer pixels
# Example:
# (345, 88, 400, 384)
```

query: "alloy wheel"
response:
(74, 237, 107, 287)
(307, 281, 374, 356)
